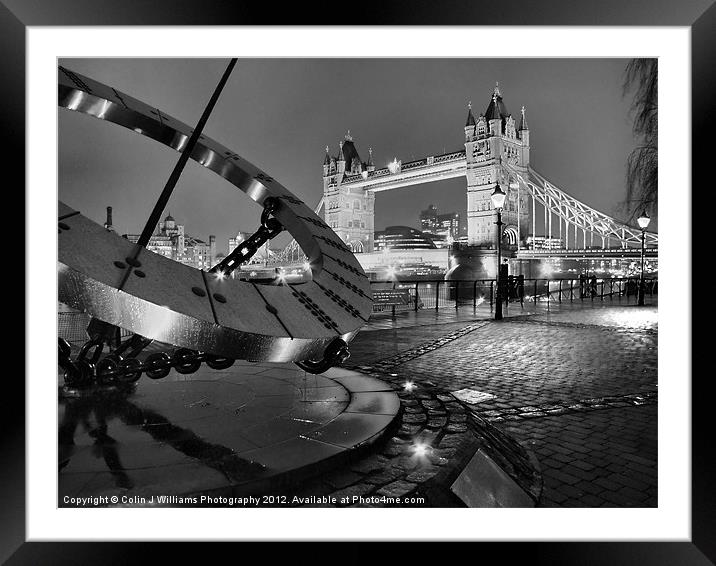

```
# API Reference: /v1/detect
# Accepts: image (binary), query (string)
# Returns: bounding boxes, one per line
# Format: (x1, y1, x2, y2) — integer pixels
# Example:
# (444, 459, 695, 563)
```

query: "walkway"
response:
(348, 297, 658, 507)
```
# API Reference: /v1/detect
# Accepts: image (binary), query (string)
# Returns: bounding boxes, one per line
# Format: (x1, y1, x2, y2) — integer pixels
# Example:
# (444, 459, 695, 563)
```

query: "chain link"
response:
(60, 337, 351, 384)
(57, 197, 352, 386)
(59, 339, 236, 387)
(210, 196, 283, 276)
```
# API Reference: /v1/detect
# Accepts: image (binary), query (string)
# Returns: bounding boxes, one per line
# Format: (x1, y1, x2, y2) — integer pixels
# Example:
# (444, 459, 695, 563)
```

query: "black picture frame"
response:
(6, 1, 710, 563)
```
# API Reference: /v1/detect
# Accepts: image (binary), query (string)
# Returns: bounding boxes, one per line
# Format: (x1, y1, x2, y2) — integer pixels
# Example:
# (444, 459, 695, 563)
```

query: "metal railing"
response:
(57, 277, 658, 339)
(369, 277, 658, 315)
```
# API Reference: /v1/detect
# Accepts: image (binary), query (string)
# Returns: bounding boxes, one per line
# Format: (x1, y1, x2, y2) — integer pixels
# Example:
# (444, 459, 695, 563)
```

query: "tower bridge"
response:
(274, 83, 657, 268)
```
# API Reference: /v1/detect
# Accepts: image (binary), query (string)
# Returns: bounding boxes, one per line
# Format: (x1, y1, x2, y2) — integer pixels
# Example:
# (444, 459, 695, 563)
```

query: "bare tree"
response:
(623, 59, 657, 220)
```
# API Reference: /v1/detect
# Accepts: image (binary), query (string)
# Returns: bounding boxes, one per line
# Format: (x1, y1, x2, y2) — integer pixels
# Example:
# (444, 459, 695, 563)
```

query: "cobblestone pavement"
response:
(282, 387, 541, 508)
(500, 405, 657, 507)
(58, 298, 657, 508)
(339, 301, 658, 507)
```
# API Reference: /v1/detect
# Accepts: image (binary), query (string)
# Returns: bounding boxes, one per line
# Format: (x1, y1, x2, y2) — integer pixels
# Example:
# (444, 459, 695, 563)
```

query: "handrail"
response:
(368, 276, 657, 314)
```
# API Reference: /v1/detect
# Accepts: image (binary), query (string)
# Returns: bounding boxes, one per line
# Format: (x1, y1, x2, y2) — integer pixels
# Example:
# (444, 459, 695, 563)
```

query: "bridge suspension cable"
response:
(505, 164, 658, 249)
(269, 197, 325, 265)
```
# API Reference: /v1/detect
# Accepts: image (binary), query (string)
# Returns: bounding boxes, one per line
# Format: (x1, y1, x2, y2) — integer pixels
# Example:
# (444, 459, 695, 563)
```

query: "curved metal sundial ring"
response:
(58, 67, 372, 363)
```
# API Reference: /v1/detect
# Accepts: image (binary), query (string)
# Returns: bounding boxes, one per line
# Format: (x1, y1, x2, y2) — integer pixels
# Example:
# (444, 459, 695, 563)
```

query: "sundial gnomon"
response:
(58, 60, 372, 387)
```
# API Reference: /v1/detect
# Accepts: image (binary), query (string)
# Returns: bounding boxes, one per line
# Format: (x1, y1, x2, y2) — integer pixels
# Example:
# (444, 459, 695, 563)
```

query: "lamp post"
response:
(637, 210, 651, 306)
(491, 184, 507, 320)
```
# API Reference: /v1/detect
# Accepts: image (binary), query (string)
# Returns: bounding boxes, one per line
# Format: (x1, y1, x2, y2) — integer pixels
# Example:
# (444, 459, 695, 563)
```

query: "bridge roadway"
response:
(265, 245, 658, 269)
(515, 247, 658, 259)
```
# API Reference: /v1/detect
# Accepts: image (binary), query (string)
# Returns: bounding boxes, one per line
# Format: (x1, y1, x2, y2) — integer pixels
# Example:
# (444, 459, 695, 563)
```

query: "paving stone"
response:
(349, 455, 389, 474)
(397, 424, 423, 438)
(593, 477, 622, 491)
(545, 469, 581, 486)
(323, 470, 364, 490)
(364, 466, 406, 485)
(449, 413, 467, 423)
(403, 413, 428, 424)
(600, 490, 642, 507)
(426, 417, 448, 429)
(617, 485, 650, 502)
(382, 444, 405, 457)
(427, 408, 448, 416)
(607, 473, 650, 492)
(574, 480, 606, 497)
(438, 434, 467, 449)
(578, 494, 606, 507)
(405, 466, 441, 483)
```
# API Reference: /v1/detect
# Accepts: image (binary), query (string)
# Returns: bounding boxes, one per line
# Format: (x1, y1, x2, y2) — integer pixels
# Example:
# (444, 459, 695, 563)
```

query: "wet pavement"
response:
(58, 294, 658, 507)
(58, 362, 399, 505)
(345, 297, 658, 507)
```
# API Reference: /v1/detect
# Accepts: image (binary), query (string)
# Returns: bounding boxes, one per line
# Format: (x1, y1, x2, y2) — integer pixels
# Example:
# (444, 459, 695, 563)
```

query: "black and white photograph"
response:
(5, 7, 705, 558)
(56, 56, 660, 510)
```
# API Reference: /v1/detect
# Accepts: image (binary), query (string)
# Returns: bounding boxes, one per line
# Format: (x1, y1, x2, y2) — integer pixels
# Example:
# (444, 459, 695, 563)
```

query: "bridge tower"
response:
(322, 132, 375, 253)
(464, 84, 531, 247)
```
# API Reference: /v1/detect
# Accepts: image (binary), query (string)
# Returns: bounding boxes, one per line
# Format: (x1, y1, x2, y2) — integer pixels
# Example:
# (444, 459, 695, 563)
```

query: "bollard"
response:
(414, 282, 419, 312)
(473, 280, 477, 309)
(435, 281, 440, 311)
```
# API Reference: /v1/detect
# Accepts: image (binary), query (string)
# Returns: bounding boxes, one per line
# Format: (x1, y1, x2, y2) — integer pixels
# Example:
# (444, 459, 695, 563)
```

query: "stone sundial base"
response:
(58, 362, 399, 506)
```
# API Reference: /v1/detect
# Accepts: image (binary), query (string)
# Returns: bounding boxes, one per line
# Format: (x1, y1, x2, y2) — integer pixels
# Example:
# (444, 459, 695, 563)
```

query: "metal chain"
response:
(57, 198, 355, 386)
(60, 336, 351, 384)
(59, 198, 285, 387)
(59, 338, 235, 387)
(296, 338, 351, 375)
(209, 196, 283, 276)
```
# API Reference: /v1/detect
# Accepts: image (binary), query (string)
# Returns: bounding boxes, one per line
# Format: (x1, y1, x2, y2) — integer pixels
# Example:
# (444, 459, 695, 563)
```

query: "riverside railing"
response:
(57, 277, 658, 340)
(369, 277, 658, 314)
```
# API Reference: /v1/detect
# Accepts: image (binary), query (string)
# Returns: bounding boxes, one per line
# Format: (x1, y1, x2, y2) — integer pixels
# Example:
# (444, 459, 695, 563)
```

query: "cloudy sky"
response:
(59, 58, 647, 253)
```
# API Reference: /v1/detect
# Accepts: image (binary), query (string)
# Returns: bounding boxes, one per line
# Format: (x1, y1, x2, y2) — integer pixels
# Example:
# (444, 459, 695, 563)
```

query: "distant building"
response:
(123, 212, 216, 270)
(322, 132, 375, 253)
(419, 204, 461, 248)
(527, 236, 563, 250)
(419, 204, 440, 234)
(374, 226, 437, 251)
(103, 206, 114, 232)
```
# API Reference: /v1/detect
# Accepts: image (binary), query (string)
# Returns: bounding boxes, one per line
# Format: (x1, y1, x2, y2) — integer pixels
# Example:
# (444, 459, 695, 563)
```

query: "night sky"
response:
(58, 58, 647, 253)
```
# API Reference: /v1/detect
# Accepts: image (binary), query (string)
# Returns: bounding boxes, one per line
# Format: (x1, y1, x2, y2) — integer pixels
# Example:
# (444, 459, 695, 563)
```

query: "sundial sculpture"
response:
(57, 60, 372, 386)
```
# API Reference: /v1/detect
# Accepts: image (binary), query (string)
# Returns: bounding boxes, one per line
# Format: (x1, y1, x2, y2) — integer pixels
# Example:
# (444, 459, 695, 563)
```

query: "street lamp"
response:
(491, 184, 507, 320)
(637, 210, 651, 306)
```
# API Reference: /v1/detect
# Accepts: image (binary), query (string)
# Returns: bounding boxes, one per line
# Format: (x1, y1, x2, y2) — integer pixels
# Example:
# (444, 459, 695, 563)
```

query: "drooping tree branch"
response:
(622, 59, 658, 221)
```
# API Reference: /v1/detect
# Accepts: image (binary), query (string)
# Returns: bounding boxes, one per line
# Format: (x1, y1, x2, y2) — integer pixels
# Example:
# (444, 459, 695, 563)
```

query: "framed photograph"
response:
(7, 0, 708, 562)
